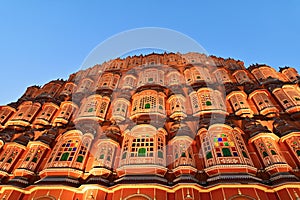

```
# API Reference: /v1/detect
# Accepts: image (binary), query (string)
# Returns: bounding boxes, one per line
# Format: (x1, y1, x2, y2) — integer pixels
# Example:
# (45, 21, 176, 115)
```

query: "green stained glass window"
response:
(122, 152, 127, 159)
(99, 154, 104, 159)
(88, 108, 93, 112)
(297, 150, 300, 156)
(76, 155, 83, 163)
(206, 101, 212, 106)
(242, 151, 248, 158)
(148, 78, 153, 82)
(145, 103, 150, 109)
(32, 157, 38, 163)
(181, 152, 186, 157)
(271, 150, 277, 155)
(25, 157, 30, 161)
(60, 152, 69, 161)
(158, 151, 163, 158)
(138, 148, 146, 157)
(262, 151, 268, 157)
(206, 151, 212, 159)
(7, 158, 12, 163)
(222, 148, 232, 157)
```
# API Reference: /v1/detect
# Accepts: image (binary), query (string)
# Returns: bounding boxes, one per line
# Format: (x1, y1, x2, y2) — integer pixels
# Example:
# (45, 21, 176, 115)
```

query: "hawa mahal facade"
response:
(0, 52, 300, 199)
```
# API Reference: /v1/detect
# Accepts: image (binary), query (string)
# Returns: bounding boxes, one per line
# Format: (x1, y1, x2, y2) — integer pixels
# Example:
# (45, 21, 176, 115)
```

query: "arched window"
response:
(119, 125, 166, 166)
(233, 70, 252, 84)
(0, 144, 25, 172)
(137, 68, 164, 87)
(253, 137, 284, 166)
(227, 92, 253, 117)
(0, 106, 15, 125)
(286, 137, 300, 160)
(283, 86, 300, 106)
(96, 73, 120, 90)
(190, 88, 226, 116)
(213, 133, 238, 157)
(167, 71, 182, 86)
(273, 86, 300, 112)
(252, 66, 278, 82)
(171, 138, 195, 167)
(273, 88, 294, 109)
(38, 82, 62, 97)
(93, 141, 117, 169)
(7, 101, 41, 126)
(60, 82, 76, 96)
(281, 68, 300, 82)
(214, 68, 232, 84)
(75, 78, 94, 93)
(46, 131, 92, 170)
(184, 67, 213, 85)
(53, 102, 78, 125)
(250, 90, 276, 111)
(167, 94, 186, 120)
(131, 90, 166, 118)
(77, 95, 110, 121)
(204, 125, 253, 166)
(111, 98, 129, 122)
(19, 145, 47, 171)
(131, 136, 154, 157)
(34, 103, 58, 126)
(122, 75, 137, 89)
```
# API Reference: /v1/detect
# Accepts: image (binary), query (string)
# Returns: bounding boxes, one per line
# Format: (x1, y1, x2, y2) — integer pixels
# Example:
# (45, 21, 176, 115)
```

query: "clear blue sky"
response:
(0, 1, 299, 105)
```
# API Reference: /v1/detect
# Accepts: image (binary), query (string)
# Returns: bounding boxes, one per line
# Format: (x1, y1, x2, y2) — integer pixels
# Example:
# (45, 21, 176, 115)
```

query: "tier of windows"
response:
(9, 102, 41, 123)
